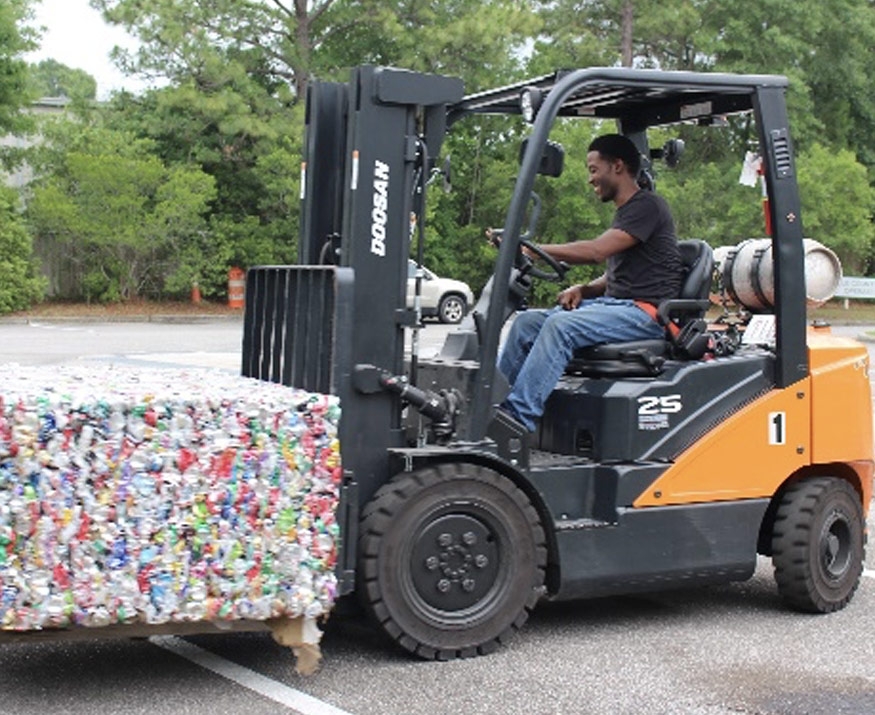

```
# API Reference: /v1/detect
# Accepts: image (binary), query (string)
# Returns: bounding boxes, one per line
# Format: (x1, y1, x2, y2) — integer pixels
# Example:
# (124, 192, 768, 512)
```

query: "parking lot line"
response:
(863, 569, 875, 579)
(149, 636, 351, 715)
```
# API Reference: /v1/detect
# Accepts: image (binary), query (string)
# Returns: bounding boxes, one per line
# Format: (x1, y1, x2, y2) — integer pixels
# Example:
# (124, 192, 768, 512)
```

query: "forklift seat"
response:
(566, 239, 714, 378)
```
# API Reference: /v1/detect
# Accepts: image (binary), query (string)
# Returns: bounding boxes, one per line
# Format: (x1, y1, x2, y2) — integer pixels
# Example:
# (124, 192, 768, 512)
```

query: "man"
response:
(497, 133, 682, 432)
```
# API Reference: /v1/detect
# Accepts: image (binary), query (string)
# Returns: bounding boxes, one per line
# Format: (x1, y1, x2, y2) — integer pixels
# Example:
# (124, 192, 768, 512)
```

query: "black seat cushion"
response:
(575, 339, 667, 361)
(567, 339, 668, 377)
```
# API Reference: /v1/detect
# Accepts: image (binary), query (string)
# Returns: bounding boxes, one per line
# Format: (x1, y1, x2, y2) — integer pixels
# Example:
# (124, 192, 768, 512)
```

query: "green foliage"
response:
(0, 186, 44, 313)
(12, 0, 875, 305)
(26, 122, 217, 301)
(326, 0, 538, 89)
(796, 144, 875, 274)
(28, 59, 97, 102)
(0, 0, 38, 135)
(657, 157, 765, 246)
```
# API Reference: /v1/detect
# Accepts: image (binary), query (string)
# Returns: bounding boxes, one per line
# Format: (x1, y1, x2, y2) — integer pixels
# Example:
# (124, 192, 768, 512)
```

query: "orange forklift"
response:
(243, 66, 873, 659)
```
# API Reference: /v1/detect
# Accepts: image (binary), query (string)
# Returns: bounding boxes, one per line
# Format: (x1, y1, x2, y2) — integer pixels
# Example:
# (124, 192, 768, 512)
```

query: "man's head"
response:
(586, 134, 642, 203)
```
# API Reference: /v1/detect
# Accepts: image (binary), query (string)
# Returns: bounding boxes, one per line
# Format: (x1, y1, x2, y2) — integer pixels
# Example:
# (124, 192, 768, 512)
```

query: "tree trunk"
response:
(621, 0, 634, 67)
(294, 0, 311, 99)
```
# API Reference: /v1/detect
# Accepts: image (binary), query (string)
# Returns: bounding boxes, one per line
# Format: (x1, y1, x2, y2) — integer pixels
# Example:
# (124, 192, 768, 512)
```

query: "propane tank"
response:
(713, 238, 842, 311)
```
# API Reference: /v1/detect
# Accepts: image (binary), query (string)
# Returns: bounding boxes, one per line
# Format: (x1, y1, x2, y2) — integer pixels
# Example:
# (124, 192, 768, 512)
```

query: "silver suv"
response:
(407, 260, 475, 324)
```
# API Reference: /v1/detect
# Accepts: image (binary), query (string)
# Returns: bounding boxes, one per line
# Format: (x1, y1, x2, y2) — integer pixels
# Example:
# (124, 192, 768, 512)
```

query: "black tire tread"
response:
(771, 476, 864, 613)
(358, 463, 547, 660)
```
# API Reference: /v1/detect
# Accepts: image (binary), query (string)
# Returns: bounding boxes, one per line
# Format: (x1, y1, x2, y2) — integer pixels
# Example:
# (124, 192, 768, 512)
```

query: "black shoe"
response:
(493, 404, 528, 433)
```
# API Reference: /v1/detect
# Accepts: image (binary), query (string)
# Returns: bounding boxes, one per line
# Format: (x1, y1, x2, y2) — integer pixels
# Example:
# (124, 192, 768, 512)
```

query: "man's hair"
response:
(588, 134, 641, 176)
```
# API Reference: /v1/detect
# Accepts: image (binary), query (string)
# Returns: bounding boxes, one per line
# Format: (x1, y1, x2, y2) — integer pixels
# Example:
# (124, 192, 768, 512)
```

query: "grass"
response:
(707, 299, 875, 325)
(804, 300, 875, 324)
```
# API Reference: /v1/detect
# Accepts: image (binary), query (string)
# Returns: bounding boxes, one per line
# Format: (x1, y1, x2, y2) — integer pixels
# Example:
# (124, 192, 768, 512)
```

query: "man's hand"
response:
(557, 284, 585, 310)
(557, 276, 606, 309)
(485, 228, 538, 259)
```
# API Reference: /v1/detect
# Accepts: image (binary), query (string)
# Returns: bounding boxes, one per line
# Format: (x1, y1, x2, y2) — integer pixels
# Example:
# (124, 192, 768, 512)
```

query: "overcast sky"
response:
(26, 0, 149, 99)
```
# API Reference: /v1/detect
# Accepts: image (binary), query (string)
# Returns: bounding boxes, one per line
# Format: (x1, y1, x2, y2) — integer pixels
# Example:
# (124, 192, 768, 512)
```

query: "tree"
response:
(26, 121, 217, 301)
(0, 0, 38, 135)
(0, 185, 44, 313)
(28, 59, 97, 102)
(102, 77, 302, 271)
(92, 0, 342, 100)
(319, 0, 537, 89)
(795, 144, 875, 274)
(92, 0, 537, 99)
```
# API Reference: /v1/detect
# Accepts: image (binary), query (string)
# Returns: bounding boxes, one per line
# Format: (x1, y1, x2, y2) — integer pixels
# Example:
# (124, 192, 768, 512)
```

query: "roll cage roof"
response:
(448, 67, 789, 130)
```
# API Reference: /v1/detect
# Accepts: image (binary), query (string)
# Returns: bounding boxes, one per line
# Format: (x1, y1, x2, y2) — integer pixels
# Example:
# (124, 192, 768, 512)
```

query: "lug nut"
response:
(437, 579, 451, 593)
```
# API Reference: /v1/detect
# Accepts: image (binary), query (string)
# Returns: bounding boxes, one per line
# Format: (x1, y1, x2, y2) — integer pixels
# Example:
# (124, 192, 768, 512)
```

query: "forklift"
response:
(241, 66, 874, 659)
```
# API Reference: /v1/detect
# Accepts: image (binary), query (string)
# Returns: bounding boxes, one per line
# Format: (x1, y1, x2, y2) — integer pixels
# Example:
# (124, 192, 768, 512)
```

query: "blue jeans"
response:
(497, 298, 665, 430)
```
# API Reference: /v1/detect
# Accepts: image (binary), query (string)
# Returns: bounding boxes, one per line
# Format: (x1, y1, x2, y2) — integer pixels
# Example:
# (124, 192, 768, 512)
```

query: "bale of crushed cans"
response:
(0, 364, 342, 638)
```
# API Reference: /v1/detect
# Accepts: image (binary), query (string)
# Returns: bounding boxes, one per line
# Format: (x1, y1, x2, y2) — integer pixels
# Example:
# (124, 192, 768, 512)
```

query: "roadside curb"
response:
(0, 314, 245, 325)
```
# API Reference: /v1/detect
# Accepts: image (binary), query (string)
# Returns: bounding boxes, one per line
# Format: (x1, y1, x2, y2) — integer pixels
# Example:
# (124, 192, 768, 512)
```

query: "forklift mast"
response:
(248, 66, 463, 506)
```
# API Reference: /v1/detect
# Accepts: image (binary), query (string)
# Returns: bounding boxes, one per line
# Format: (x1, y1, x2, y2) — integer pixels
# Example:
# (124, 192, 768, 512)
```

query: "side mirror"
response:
(663, 138, 685, 168)
(649, 138, 685, 168)
(519, 138, 565, 178)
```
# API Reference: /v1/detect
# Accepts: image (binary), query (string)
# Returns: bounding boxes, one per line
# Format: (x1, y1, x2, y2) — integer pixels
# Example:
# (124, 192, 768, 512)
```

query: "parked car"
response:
(407, 260, 475, 324)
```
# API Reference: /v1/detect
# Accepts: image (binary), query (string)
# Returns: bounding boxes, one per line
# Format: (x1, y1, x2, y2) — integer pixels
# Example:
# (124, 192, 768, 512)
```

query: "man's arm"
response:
(537, 227, 637, 265)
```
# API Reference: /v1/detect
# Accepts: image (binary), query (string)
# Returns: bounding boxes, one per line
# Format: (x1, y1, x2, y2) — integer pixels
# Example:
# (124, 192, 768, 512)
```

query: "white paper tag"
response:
(739, 151, 761, 187)
(742, 314, 776, 347)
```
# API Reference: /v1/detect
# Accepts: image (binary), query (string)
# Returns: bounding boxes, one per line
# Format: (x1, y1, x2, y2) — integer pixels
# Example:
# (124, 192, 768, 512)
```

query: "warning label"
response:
(638, 414, 670, 431)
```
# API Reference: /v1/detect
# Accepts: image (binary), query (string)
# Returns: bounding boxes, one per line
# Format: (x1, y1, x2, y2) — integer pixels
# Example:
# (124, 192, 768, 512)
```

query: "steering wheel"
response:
(518, 238, 567, 282)
(487, 191, 568, 283)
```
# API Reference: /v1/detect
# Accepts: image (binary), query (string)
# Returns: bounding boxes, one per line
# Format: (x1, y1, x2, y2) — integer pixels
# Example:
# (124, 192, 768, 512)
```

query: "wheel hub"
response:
(820, 510, 852, 580)
(411, 513, 501, 612)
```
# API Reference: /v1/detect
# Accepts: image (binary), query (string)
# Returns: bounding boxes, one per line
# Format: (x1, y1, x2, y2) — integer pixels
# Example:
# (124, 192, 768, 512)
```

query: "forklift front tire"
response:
(771, 476, 865, 613)
(358, 463, 547, 659)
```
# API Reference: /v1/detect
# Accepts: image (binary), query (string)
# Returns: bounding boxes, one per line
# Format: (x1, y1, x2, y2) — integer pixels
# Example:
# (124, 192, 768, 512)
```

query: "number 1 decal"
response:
(769, 412, 786, 445)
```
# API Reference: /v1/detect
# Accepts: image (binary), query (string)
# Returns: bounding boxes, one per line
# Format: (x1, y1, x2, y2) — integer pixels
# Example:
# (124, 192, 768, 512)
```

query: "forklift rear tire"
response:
(438, 294, 466, 324)
(358, 463, 547, 659)
(771, 477, 864, 613)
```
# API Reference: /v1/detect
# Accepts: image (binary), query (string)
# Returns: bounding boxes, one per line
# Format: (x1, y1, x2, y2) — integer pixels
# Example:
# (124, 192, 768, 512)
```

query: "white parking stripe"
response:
(863, 569, 875, 579)
(149, 636, 352, 715)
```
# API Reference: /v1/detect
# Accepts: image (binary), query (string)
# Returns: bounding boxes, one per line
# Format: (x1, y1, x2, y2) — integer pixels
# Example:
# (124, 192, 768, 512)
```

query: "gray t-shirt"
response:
(606, 190, 682, 304)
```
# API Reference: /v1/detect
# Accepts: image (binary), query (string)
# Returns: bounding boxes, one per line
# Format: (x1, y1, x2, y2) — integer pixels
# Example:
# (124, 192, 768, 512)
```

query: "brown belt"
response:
(634, 300, 680, 338)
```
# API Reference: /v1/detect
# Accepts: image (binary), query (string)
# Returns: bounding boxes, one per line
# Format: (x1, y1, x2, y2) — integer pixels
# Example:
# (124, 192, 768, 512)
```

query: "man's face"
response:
(586, 150, 622, 203)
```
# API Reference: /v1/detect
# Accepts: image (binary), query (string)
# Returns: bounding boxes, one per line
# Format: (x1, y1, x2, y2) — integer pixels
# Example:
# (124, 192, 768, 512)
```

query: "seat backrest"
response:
(678, 239, 714, 301)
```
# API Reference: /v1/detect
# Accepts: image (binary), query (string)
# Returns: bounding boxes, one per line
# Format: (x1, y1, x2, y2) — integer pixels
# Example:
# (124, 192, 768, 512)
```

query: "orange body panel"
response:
(634, 329, 874, 510)
(634, 379, 811, 507)
(808, 330, 874, 507)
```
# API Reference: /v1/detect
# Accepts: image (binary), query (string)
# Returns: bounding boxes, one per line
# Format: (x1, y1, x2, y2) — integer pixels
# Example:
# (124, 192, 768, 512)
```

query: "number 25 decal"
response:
(769, 411, 786, 445)
(638, 394, 682, 415)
